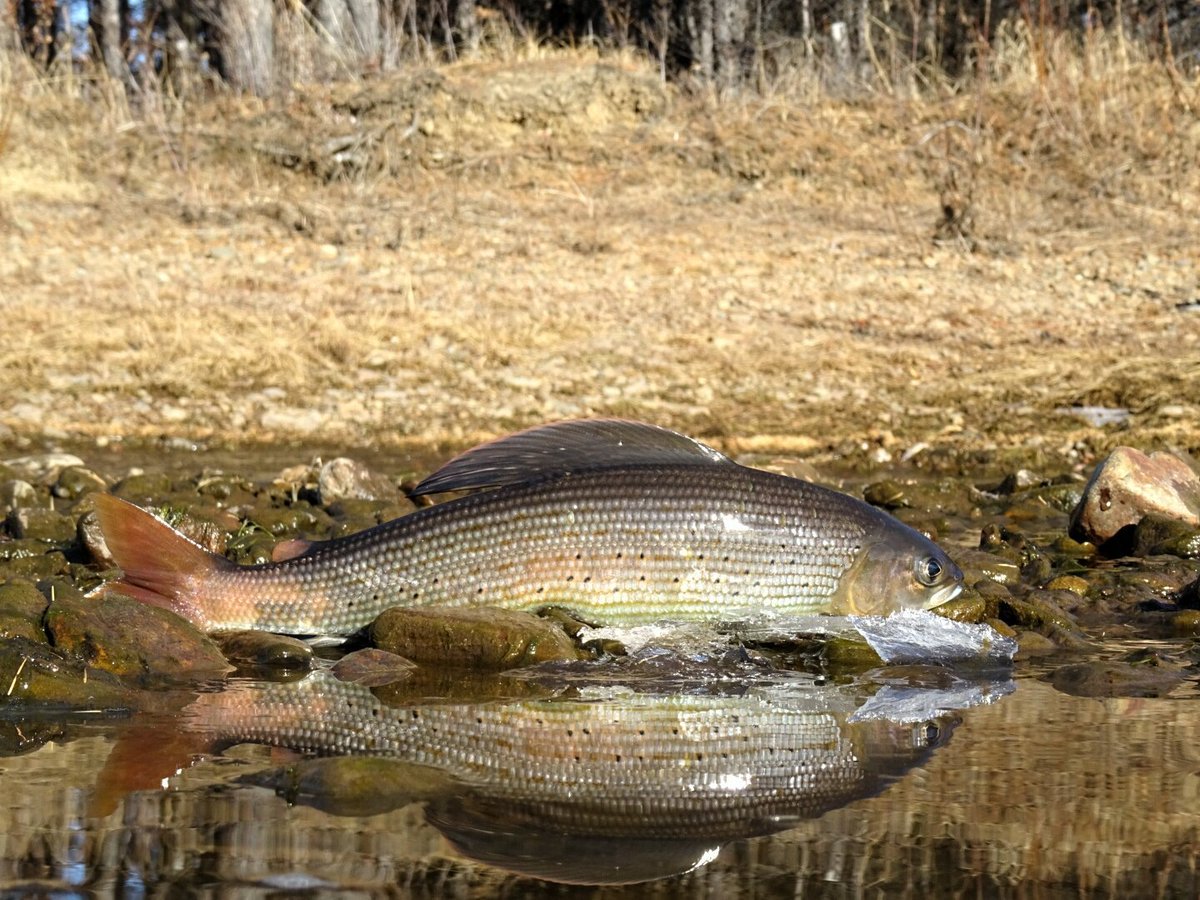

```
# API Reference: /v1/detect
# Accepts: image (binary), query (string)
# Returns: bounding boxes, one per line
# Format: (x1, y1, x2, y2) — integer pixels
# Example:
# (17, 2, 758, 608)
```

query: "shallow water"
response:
(1, 645, 1198, 898)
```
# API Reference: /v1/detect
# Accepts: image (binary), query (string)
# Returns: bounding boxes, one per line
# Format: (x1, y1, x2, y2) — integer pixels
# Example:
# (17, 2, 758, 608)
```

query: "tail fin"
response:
(92, 494, 234, 629)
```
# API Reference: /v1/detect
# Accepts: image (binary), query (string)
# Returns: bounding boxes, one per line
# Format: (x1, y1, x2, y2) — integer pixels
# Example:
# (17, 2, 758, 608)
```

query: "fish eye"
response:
(915, 555, 943, 586)
(924, 722, 941, 745)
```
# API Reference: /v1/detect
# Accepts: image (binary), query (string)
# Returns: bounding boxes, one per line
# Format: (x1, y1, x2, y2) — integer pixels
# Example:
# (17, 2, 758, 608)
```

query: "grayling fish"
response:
(94, 419, 963, 634)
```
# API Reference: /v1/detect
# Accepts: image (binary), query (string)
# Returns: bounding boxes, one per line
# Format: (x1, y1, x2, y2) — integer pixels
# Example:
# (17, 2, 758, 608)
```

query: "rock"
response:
(78, 510, 113, 566)
(1048, 660, 1183, 699)
(331, 648, 416, 686)
(3, 452, 86, 483)
(46, 590, 233, 684)
(862, 480, 909, 510)
(1132, 514, 1200, 559)
(0, 479, 43, 514)
(245, 756, 451, 817)
(1170, 609, 1200, 637)
(0, 636, 135, 710)
(955, 548, 1022, 586)
(318, 458, 400, 505)
(0, 550, 69, 579)
(0, 579, 50, 642)
(6, 507, 77, 544)
(113, 472, 174, 503)
(51, 466, 108, 501)
(1044, 574, 1089, 596)
(371, 607, 585, 670)
(1069, 447, 1200, 548)
(214, 631, 314, 671)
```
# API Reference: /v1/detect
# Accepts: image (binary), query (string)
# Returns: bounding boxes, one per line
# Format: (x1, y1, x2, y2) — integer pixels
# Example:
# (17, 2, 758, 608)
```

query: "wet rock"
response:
(863, 480, 909, 510)
(1132, 514, 1200, 559)
(1170, 609, 1200, 637)
(331, 648, 416, 686)
(194, 471, 256, 505)
(0, 635, 135, 710)
(0, 579, 50, 642)
(0, 549, 69, 579)
(215, 631, 314, 672)
(1069, 447, 1200, 549)
(78, 509, 113, 566)
(934, 595, 988, 623)
(1048, 660, 1183, 699)
(46, 590, 233, 684)
(371, 606, 586, 670)
(6, 507, 77, 544)
(245, 502, 333, 537)
(821, 636, 884, 671)
(247, 756, 451, 817)
(0, 480, 43, 514)
(318, 458, 400, 505)
(3, 453, 86, 484)
(955, 548, 1022, 586)
(1015, 631, 1060, 657)
(51, 466, 108, 501)
(1044, 574, 1089, 596)
(113, 472, 174, 503)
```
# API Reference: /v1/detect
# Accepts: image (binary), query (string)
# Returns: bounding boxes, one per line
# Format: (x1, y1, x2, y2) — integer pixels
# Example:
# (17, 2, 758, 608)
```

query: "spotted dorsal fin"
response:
(410, 419, 732, 496)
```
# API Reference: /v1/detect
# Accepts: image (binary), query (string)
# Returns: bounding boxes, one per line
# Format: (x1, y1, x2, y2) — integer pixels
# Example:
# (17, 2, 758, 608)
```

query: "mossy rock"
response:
(214, 630, 314, 672)
(45, 590, 233, 684)
(0, 579, 50, 642)
(371, 606, 585, 670)
(0, 636, 135, 710)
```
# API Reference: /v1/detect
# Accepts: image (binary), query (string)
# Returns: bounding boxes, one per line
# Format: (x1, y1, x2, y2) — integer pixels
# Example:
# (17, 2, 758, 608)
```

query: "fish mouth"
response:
(922, 581, 963, 610)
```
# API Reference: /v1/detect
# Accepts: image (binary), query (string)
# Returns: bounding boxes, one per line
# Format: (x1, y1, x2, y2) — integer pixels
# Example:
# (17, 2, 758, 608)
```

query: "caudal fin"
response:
(92, 494, 234, 629)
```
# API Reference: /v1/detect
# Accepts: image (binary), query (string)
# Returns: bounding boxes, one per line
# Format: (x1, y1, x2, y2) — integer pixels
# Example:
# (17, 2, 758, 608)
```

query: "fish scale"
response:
(216, 465, 873, 633)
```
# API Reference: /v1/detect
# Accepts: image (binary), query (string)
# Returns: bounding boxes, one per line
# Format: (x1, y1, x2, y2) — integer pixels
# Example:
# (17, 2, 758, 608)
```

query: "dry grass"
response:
(0, 31, 1197, 466)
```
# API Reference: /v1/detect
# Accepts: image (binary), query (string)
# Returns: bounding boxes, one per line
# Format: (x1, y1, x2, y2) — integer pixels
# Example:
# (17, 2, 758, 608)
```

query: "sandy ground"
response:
(2, 51, 1198, 469)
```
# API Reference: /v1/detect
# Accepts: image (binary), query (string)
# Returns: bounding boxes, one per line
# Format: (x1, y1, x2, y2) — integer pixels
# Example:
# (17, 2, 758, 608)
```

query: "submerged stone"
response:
(1070, 447, 1200, 549)
(331, 648, 416, 686)
(46, 590, 233, 683)
(371, 606, 585, 670)
(215, 631, 314, 672)
(1048, 660, 1183, 699)
(246, 756, 452, 817)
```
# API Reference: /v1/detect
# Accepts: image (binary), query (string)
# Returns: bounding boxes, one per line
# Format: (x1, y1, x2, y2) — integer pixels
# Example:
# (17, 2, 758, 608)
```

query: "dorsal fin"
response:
(410, 419, 732, 496)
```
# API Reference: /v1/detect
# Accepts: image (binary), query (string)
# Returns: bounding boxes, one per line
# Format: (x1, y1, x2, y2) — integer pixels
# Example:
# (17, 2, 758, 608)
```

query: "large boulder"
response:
(1069, 447, 1200, 548)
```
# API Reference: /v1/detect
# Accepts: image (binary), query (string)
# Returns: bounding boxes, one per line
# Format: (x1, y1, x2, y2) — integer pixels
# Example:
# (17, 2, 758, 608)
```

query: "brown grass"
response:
(0, 31, 1197, 466)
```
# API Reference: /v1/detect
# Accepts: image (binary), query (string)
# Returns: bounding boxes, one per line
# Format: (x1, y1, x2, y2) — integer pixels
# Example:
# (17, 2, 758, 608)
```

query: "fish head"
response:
(830, 517, 964, 616)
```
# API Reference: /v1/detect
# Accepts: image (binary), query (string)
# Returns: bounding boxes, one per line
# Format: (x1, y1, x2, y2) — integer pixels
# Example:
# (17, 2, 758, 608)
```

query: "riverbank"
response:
(1, 43, 1197, 469)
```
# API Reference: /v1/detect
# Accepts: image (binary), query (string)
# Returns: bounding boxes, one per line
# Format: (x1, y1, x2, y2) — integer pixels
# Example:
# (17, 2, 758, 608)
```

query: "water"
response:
(1, 651, 1197, 898)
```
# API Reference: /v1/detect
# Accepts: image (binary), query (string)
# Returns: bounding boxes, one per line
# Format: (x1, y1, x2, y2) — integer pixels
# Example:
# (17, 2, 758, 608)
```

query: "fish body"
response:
(95, 420, 962, 634)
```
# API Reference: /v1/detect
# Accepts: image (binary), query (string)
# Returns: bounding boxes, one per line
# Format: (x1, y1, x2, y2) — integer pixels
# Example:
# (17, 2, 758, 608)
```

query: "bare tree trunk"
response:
(801, 0, 813, 56)
(346, 0, 381, 63)
(219, 0, 274, 95)
(714, 0, 748, 88)
(698, 0, 714, 80)
(92, 0, 126, 81)
(453, 0, 479, 56)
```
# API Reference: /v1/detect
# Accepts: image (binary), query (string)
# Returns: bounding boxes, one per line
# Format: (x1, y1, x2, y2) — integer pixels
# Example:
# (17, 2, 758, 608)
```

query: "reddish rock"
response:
(1069, 447, 1200, 547)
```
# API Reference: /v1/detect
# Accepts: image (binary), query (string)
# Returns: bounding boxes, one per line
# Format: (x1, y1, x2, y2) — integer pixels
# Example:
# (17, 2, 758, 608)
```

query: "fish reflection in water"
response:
(173, 669, 984, 885)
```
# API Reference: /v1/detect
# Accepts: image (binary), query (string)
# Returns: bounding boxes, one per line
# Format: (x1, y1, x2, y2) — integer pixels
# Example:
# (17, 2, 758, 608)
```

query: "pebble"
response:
(318, 458, 400, 504)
